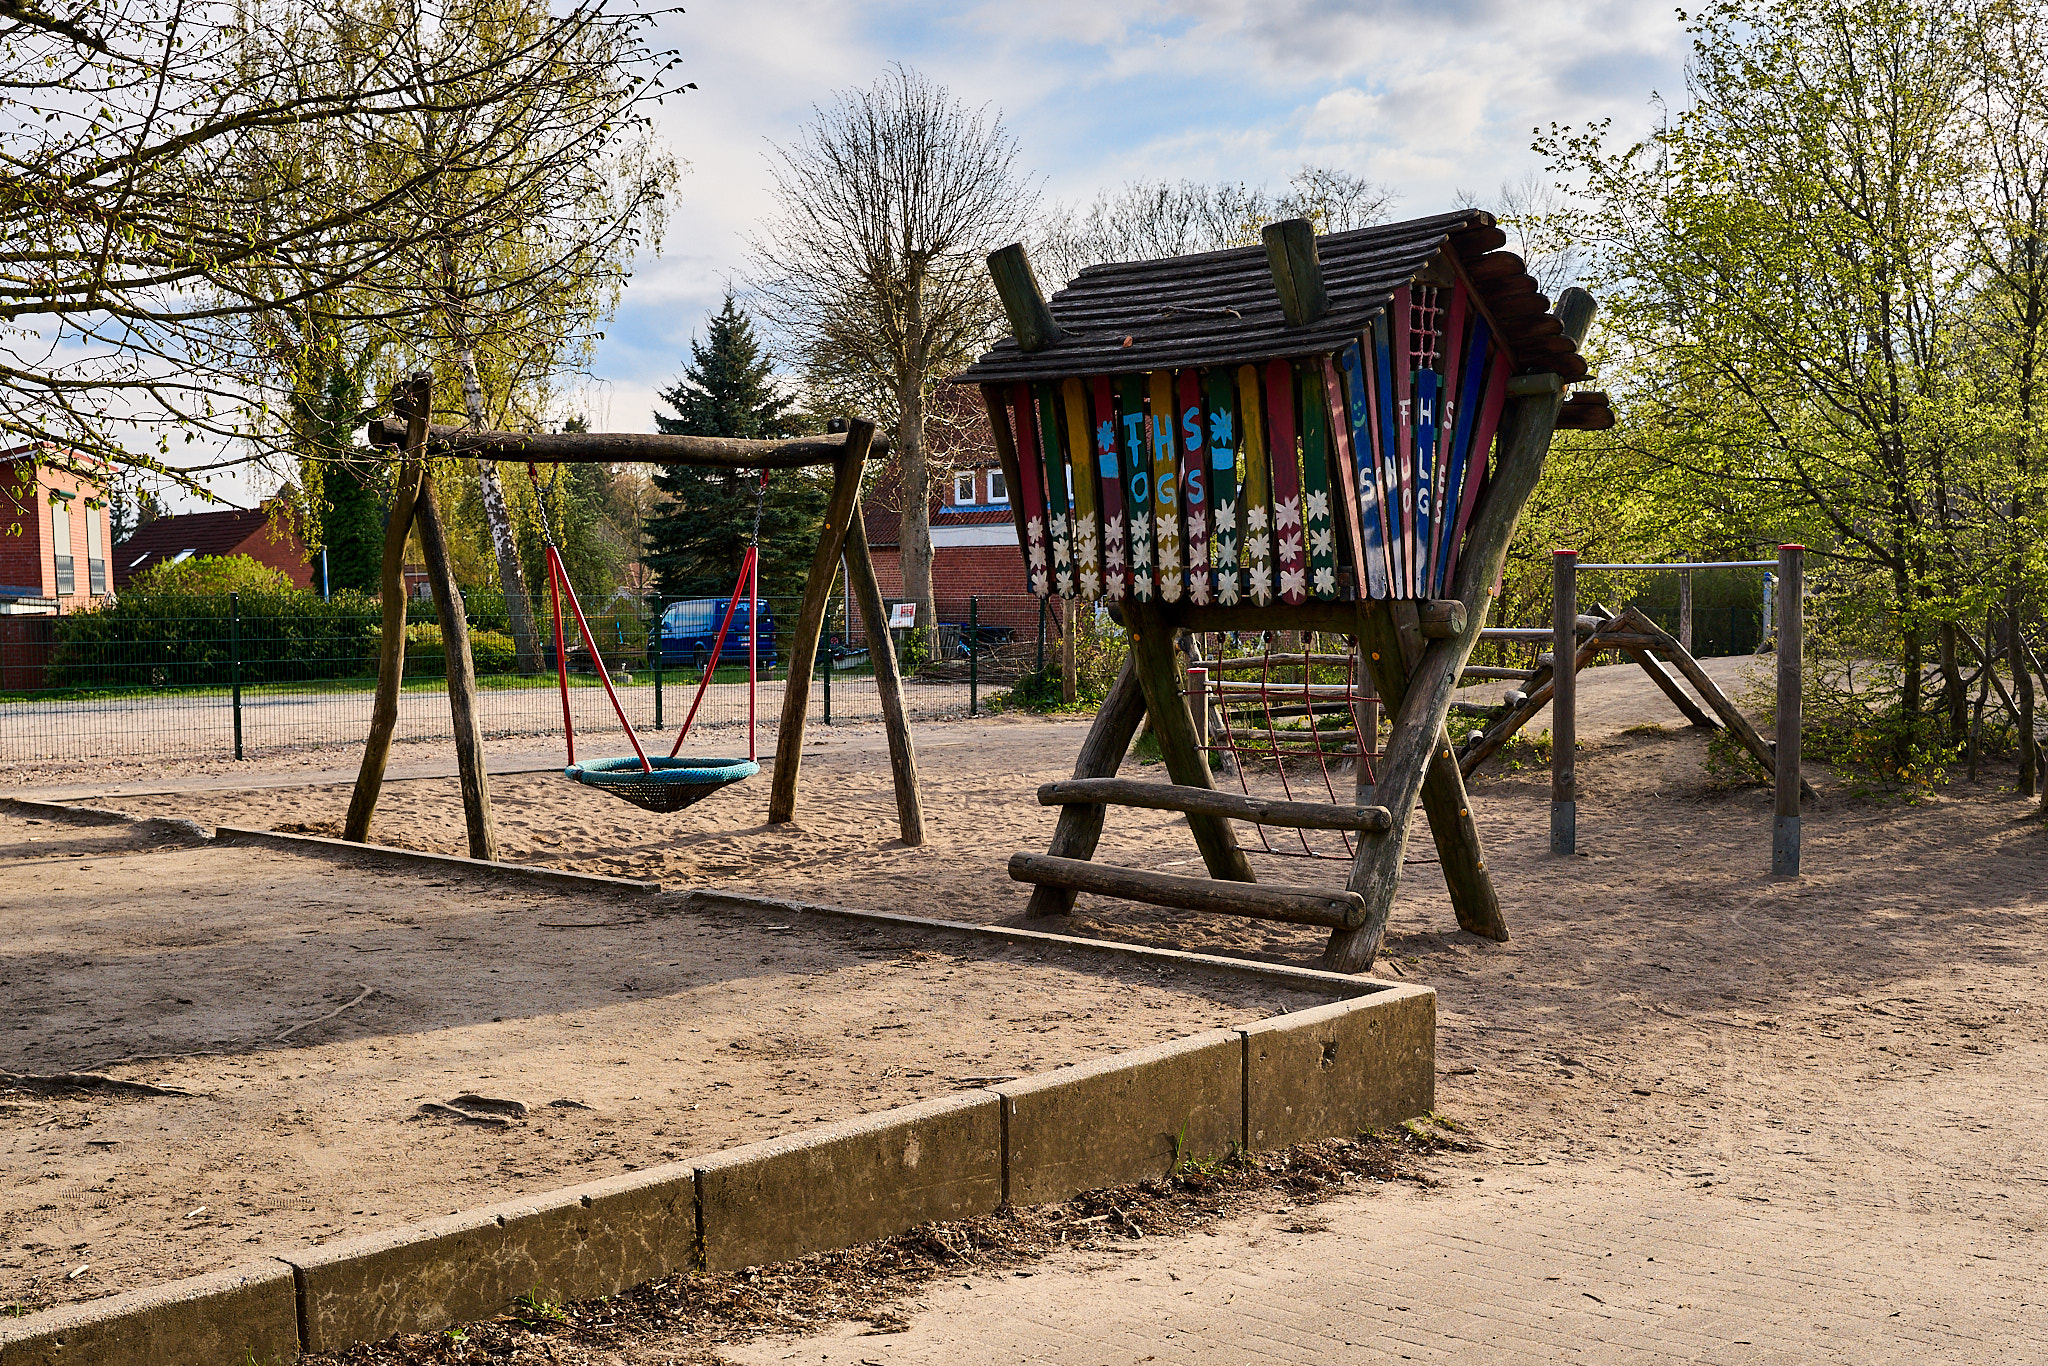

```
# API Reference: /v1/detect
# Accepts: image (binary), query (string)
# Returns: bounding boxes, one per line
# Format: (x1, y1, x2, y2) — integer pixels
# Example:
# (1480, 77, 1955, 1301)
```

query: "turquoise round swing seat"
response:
(564, 756, 760, 814)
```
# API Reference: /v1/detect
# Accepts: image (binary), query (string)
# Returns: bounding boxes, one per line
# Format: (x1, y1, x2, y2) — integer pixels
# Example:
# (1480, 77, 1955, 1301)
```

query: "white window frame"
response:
(986, 468, 1008, 504)
(50, 499, 73, 596)
(952, 470, 976, 505)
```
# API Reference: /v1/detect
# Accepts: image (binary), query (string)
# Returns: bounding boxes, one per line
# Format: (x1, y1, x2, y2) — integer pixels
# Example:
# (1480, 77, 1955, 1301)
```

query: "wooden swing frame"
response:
(341, 376, 924, 858)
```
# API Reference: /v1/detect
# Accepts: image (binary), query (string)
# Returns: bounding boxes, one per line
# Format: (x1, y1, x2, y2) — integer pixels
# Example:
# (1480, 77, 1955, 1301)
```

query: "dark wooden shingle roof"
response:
(952, 208, 1589, 388)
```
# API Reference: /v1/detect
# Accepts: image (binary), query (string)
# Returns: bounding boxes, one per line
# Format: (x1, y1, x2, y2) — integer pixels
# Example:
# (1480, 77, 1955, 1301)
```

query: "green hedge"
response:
(46, 591, 383, 689)
(368, 623, 519, 678)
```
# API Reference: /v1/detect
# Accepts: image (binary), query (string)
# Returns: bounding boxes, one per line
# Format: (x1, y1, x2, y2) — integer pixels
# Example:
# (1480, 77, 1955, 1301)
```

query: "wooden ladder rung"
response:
(1037, 778, 1391, 832)
(1007, 852, 1366, 929)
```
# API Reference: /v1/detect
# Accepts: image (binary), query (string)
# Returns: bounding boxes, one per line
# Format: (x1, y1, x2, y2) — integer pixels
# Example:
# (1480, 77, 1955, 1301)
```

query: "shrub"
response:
(368, 623, 519, 678)
(128, 553, 294, 597)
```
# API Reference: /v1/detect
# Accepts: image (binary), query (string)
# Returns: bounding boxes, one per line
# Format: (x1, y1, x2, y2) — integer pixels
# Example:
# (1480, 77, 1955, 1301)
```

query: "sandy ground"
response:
(16, 649, 2048, 1359)
(0, 819, 1326, 1311)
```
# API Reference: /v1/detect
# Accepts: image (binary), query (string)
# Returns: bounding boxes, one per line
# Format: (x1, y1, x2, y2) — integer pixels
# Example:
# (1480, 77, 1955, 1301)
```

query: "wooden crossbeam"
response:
(1009, 853, 1365, 929)
(1038, 779, 1391, 831)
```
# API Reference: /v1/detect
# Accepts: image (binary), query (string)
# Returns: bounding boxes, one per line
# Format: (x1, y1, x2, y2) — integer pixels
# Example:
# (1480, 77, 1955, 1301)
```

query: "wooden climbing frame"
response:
(955, 209, 1614, 972)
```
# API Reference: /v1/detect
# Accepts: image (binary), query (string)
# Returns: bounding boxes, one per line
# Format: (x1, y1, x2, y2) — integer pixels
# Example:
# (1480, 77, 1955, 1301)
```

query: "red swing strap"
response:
(547, 543, 653, 772)
(668, 544, 755, 757)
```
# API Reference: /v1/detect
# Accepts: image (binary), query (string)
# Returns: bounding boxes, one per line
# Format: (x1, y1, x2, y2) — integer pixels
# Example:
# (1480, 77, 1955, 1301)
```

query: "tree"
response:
(0, 0, 673, 488)
(750, 65, 1034, 645)
(644, 298, 826, 601)
(1036, 167, 1394, 287)
(1544, 0, 1980, 770)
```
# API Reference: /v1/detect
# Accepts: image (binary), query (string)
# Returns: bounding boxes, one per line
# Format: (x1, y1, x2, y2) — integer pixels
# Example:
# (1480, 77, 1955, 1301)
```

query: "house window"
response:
(84, 505, 104, 595)
(987, 468, 1008, 504)
(50, 500, 73, 597)
(953, 470, 976, 505)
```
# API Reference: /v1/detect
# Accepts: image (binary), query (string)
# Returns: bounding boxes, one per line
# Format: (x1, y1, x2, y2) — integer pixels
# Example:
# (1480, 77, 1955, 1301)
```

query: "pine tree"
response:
(644, 296, 827, 602)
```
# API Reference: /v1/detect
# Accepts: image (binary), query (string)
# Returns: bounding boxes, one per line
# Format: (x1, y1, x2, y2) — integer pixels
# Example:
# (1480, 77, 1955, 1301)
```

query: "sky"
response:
(194, 0, 1695, 504)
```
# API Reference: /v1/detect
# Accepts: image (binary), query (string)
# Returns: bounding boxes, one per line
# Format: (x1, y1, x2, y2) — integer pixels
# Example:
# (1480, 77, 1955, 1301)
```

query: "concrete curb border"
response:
(1, 813, 1437, 1366)
(210, 824, 662, 896)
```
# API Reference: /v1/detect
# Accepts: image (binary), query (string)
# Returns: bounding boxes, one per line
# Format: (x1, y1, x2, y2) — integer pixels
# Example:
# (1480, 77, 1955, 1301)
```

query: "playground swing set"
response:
(340, 375, 927, 858)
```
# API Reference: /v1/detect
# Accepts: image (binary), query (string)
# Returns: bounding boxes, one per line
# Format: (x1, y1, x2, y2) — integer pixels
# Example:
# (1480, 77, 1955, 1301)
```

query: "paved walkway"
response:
(727, 1141, 2043, 1364)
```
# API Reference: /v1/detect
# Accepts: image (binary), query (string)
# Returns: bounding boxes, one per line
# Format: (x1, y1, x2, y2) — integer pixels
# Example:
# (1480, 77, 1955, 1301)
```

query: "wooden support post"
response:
(1552, 549, 1578, 855)
(842, 507, 925, 845)
(1189, 665, 1209, 753)
(1061, 598, 1078, 704)
(1326, 289, 1598, 973)
(1678, 568, 1695, 654)
(987, 244, 1066, 353)
(1773, 544, 1804, 876)
(343, 381, 429, 845)
(1622, 643, 1719, 729)
(1025, 657, 1147, 917)
(1124, 602, 1256, 885)
(413, 465, 495, 862)
(770, 423, 875, 824)
(1351, 643, 1380, 805)
(1262, 218, 1330, 326)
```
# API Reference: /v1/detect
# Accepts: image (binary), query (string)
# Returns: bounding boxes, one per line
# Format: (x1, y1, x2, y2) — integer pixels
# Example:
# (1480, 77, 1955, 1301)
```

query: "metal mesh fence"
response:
(0, 589, 1057, 766)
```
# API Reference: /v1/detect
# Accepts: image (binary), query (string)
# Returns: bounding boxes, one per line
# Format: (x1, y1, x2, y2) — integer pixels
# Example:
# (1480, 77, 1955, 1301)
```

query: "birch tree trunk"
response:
(439, 237, 541, 673)
(897, 374, 935, 655)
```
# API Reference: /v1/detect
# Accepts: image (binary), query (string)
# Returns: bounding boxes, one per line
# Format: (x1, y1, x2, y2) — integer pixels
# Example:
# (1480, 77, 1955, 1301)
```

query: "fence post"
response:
(652, 597, 664, 731)
(969, 595, 979, 717)
(1773, 544, 1804, 876)
(1061, 598, 1078, 704)
(230, 591, 244, 761)
(822, 624, 833, 725)
(1037, 596, 1047, 674)
(1679, 567, 1694, 653)
(1551, 549, 1577, 855)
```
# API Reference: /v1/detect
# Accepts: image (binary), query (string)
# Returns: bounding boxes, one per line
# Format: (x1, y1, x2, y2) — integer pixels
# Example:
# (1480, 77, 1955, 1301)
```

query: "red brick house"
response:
(114, 500, 314, 591)
(0, 448, 114, 615)
(859, 393, 1038, 638)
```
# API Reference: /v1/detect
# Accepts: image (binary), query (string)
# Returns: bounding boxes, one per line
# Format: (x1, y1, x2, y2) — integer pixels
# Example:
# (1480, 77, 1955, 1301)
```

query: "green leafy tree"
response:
(1543, 0, 1981, 769)
(644, 299, 827, 602)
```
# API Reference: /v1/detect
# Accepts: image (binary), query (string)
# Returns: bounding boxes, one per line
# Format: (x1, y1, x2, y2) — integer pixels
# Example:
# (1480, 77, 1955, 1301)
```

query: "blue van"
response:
(650, 598, 778, 670)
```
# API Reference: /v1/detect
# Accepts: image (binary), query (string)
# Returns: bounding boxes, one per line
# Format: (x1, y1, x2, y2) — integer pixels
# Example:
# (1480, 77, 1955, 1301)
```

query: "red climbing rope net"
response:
(1185, 631, 1380, 861)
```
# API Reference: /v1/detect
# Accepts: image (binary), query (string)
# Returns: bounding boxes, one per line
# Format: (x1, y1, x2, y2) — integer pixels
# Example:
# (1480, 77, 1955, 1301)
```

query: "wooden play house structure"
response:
(958, 209, 1613, 972)
(343, 381, 924, 856)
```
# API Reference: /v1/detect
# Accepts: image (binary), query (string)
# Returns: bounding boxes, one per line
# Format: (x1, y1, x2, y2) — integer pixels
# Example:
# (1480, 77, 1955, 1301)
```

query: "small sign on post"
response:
(888, 602, 917, 630)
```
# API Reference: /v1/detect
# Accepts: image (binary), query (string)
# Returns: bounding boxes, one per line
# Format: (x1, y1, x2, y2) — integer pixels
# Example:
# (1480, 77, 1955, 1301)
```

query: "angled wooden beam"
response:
(1025, 657, 1148, 917)
(769, 421, 875, 824)
(988, 243, 1067, 353)
(1124, 601, 1257, 885)
(344, 383, 430, 846)
(842, 510, 926, 844)
(1325, 287, 1601, 973)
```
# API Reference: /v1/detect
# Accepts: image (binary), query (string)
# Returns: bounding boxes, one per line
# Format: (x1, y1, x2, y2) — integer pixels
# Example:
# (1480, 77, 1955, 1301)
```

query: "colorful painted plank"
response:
(1368, 312, 1405, 596)
(1389, 285, 1417, 597)
(1319, 354, 1369, 599)
(1033, 382, 1075, 599)
(1431, 304, 1482, 597)
(1089, 374, 1129, 602)
(1009, 384, 1052, 598)
(1296, 362, 1338, 600)
(1443, 340, 1513, 593)
(1262, 359, 1306, 605)
(1062, 377, 1102, 600)
(1428, 283, 1471, 597)
(1177, 369, 1212, 605)
(1235, 364, 1275, 605)
(1204, 369, 1241, 604)
(1147, 369, 1183, 603)
(1115, 373, 1154, 602)
(1338, 340, 1390, 599)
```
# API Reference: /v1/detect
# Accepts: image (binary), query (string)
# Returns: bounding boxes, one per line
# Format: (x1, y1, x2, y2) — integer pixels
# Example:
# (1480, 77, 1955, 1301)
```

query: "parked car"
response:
(649, 597, 778, 670)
